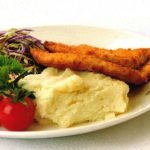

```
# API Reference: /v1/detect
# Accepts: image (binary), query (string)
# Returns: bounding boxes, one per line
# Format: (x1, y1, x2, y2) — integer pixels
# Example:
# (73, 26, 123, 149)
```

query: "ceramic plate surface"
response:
(1, 26, 150, 139)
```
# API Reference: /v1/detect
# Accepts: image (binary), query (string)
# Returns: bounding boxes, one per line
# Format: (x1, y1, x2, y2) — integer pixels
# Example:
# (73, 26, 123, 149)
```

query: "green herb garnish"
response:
(0, 55, 34, 102)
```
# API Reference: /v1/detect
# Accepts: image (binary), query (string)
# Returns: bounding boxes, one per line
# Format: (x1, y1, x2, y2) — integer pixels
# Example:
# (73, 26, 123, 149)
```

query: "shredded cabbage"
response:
(0, 28, 45, 73)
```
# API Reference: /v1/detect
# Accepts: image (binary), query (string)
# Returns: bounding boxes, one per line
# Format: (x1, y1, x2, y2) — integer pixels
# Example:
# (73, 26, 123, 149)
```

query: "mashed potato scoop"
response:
(19, 67, 129, 127)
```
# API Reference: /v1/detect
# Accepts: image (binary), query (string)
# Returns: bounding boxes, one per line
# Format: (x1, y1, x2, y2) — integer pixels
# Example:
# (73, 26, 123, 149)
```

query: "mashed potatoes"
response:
(19, 67, 129, 127)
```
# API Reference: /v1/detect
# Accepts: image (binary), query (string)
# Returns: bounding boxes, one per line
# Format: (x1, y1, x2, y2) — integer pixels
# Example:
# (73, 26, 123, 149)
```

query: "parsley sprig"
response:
(0, 55, 34, 102)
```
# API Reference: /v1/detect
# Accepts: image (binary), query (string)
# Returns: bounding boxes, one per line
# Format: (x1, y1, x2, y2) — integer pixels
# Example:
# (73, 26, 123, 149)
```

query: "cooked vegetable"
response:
(0, 96, 35, 131)
(0, 28, 45, 73)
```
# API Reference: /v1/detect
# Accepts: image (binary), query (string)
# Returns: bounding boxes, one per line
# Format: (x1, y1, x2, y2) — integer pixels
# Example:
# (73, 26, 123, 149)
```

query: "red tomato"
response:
(0, 97, 35, 131)
(0, 96, 3, 126)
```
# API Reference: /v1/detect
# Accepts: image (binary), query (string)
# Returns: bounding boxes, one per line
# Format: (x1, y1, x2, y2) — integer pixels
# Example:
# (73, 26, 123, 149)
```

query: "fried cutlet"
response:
(30, 48, 148, 85)
(44, 41, 150, 69)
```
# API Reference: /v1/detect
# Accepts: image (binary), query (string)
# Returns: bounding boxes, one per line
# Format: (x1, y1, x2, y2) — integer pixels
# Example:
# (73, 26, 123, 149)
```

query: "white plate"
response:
(1, 25, 150, 139)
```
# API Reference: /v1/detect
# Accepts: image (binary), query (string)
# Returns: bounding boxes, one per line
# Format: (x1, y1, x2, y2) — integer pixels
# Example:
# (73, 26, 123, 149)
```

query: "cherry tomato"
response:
(0, 97, 35, 131)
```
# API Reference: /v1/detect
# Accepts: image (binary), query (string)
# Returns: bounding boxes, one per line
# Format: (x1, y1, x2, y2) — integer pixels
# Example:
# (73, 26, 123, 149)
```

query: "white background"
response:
(1, 0, 150, 149)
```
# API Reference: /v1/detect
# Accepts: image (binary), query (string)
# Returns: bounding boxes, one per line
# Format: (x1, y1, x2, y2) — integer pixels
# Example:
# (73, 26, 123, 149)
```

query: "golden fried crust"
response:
(44, 41, 150, 69)
(30, 48, 147, 85)
(139, 62, 150, 79)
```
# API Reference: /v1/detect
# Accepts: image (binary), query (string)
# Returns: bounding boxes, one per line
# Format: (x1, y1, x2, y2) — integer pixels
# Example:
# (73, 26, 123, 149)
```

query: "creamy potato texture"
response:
(19, 67, 129, 127)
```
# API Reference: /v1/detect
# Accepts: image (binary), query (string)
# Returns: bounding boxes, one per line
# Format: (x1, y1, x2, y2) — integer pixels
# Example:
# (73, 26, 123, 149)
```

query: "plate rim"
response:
(1, 104, 150, 139)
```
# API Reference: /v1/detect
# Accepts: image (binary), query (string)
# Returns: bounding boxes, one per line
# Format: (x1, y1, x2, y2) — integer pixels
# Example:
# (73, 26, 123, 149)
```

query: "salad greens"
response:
(0, 28, 45, 74)
(0, 28, 44, 101)
(0, 55, 24, 88)
(0, 55, 34, 102)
